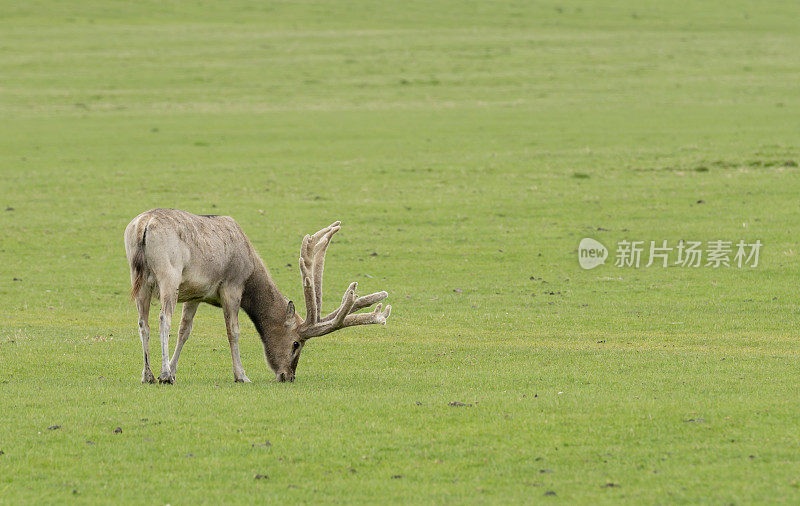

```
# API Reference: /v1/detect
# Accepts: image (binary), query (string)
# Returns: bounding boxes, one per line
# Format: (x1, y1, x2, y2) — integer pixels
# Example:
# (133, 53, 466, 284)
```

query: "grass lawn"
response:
(1, 0, 799, 503)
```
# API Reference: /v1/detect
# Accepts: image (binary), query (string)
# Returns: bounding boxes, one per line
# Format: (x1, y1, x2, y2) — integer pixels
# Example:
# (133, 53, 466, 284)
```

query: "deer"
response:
(123, 209, 391, 384)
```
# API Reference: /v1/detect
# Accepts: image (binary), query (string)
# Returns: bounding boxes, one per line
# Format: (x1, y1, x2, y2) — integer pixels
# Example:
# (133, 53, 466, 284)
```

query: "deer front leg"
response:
(168, 301, 199, 383)
(136, 292, 155, 384)
(157, 286, 178, 384)
(222, 297, 250, 383)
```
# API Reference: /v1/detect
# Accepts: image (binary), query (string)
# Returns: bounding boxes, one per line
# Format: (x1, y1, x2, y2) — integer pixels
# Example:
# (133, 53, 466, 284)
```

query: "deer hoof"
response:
(158, 371, 175, 384)
(234, 376, 251, 383)
(142, 369, 156, 384)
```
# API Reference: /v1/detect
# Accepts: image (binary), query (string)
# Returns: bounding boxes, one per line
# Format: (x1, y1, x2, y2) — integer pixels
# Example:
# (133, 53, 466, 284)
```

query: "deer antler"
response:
(297, 222, 391, 339)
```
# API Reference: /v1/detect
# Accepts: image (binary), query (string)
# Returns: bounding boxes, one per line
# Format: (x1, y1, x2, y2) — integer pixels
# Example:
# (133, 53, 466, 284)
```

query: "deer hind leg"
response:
(136, 289, 155, 384)
(168, 301, 199, 382)
(222, 292, 250, 383)
(156, 278, 179, 384)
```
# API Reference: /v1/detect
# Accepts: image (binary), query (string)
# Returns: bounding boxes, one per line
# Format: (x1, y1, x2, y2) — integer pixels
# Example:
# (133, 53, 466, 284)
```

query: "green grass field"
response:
(2, 0, 799, 503)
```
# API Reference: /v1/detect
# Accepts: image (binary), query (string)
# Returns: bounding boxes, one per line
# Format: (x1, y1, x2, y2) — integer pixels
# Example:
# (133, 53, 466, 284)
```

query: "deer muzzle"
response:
(276, 371, 295, 383)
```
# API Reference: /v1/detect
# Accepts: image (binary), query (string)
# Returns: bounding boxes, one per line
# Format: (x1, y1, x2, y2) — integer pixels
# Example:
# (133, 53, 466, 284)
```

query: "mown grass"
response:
(1, 0, 799, 503)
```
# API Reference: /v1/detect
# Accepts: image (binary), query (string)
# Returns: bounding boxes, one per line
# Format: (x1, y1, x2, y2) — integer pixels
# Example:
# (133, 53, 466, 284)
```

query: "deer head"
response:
(274, 221, 391, 382)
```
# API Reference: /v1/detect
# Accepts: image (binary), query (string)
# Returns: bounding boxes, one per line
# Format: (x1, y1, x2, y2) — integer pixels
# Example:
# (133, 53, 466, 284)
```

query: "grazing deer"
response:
(123, 209, 391, 384)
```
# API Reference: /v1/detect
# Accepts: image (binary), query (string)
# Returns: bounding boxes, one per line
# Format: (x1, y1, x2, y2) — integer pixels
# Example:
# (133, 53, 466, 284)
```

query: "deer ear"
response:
(285, 301, 296, 327)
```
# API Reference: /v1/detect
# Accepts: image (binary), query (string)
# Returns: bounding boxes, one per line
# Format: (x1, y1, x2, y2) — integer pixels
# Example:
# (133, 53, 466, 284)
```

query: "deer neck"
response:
(240, 262, 288, 341)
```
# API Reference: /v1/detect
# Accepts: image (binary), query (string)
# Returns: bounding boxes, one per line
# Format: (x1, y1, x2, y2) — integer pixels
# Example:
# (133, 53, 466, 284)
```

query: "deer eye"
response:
(292, 341, 300, 351)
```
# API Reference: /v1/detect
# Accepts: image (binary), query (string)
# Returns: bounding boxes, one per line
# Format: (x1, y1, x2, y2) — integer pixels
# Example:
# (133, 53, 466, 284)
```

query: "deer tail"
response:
(128, 220, 149, 302)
